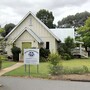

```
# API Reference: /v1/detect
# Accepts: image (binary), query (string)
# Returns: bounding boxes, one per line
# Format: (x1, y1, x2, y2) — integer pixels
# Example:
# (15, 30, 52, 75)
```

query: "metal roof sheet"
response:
(50, 28, 75, 43)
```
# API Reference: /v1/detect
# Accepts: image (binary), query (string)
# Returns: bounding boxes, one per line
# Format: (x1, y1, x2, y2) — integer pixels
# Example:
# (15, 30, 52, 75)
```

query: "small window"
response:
(46, 42, 49, 49)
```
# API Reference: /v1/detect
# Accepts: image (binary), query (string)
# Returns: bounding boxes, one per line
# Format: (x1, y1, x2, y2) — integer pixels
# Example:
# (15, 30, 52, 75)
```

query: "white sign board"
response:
(24, 49, 39, 65)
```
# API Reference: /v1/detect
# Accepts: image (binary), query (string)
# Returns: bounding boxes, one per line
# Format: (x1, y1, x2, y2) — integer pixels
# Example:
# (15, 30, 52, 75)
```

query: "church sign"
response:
(24, 49, 39, 65)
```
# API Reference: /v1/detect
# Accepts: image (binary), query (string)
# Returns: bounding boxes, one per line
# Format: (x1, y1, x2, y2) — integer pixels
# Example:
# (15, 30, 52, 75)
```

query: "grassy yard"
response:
(4, 62, 49, 78)
(3, 59, 90, 77)
(62, 59, 90, 68)
(2, 61, 17, 69)
(0, 55, 17, 69)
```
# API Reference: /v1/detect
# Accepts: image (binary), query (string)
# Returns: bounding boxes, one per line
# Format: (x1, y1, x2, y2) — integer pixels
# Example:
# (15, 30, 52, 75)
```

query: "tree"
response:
(0, 28, 4, 34)
(36, 9, 55, 28)
(2, 23, 15, 37)
(58, 36, 75, 60)
(78, 17, 90, 51)
(58, 11, 90, 28)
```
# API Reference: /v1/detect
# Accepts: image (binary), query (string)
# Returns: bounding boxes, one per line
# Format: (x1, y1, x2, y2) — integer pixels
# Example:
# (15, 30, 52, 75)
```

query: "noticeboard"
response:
(24, 49, 39, 65)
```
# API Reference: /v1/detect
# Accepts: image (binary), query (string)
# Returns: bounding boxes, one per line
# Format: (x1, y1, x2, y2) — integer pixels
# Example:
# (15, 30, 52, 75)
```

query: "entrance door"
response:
(22, 42, 32, 55)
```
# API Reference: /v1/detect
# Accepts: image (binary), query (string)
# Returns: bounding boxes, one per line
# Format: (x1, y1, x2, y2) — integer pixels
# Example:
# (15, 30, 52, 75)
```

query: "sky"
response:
(0, 0, 90, 27)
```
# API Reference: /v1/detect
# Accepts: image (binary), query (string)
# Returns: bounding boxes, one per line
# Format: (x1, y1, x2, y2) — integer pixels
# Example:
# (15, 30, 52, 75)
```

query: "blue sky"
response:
(0, 0, 90, 26)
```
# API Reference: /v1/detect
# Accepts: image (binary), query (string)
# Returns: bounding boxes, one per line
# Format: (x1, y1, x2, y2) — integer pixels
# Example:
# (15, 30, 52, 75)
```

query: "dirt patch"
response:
(49, 74, 90, 81)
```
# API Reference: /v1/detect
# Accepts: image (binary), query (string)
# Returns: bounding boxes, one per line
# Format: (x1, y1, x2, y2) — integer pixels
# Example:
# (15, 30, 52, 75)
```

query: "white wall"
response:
(6, 14, 57, 57)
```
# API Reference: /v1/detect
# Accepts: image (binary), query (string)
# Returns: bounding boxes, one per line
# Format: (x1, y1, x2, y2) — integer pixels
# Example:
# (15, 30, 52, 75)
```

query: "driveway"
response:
(0, 76, 90, 90)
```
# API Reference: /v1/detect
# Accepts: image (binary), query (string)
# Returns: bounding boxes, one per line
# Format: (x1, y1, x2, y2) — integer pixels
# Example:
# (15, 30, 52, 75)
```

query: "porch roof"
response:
(12, 27, 43, 43)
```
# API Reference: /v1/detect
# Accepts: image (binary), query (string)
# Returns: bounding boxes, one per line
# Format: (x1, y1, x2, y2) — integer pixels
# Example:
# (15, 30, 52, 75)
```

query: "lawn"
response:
(3, 59, 90, 77)
(2, 61, 17, 69)
(4, 62, 49, 78)
(62, 59, 90, 68)
(0, 55, 17, 69)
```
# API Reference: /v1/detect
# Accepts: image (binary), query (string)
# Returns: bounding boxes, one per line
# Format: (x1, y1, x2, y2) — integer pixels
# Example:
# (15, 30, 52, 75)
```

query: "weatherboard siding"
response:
(6, 13, 57, 57)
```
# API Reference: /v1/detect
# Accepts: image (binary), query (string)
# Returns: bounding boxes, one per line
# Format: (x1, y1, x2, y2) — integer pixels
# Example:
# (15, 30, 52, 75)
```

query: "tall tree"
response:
(2, 23, 15, 37)
(58, 36, 75, 60)
(36, 9, 55, 28)
(58, 11, 90, 28)
(78, 17, 90, 51)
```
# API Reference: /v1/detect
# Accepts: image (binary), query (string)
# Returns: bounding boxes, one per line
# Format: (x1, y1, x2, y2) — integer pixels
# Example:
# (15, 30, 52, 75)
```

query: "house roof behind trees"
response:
(50, 28, 75, 43)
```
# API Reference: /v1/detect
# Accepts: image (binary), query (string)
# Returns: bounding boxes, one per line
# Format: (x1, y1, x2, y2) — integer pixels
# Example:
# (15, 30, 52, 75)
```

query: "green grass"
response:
(2, 61, 17, 69)
(4, 62, 49, 78)
(3, 59, 90, 77)
(62, 59, 90, 68)
(0, 55, 16, 69)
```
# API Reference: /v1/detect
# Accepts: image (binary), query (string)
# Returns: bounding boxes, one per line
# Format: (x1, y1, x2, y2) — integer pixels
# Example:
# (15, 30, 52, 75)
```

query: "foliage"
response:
(36, 9, 55, 28)
(58, 36, 75, 60)
(40, 57, 47, 62)
(78, 17, 90, 50)
(3, 59, 90, 77)
(62, 53, 71, 60)
(40, 48, 50, 62)
(2, 23, 15, 37)
(0, 55, 7, 70)
(0, 28, 4, 34)
(63, 65, 89, 74)
(58, 11, 90, 28)
(11, 45, 21, 61)
(48, 53, 63, 75)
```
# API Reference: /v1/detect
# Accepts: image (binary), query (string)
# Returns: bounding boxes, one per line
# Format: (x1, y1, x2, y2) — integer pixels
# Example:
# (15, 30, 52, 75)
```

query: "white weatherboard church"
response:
(5, 11, 74, 61)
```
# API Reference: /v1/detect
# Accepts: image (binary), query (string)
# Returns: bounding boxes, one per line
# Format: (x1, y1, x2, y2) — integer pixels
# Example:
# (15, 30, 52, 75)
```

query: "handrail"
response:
(72, 48, 88, 58)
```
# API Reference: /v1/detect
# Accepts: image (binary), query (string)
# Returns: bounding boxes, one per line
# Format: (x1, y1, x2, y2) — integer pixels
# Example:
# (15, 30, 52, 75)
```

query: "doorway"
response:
(22, 42, 32, 55)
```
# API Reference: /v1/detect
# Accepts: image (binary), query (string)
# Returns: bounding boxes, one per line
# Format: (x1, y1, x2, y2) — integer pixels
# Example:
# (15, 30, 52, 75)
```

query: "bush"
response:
(58, 36, 75, 60)
(11, 46, 21, 61)
(40, 57, 47, 62)
(62, 53, 71, 60)
(48, 53, 63, 75)
(40, 48, 50, 62)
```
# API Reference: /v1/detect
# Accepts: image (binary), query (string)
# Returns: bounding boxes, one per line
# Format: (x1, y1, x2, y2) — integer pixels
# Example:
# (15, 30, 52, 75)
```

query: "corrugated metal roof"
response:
(50, 28, 75, 43)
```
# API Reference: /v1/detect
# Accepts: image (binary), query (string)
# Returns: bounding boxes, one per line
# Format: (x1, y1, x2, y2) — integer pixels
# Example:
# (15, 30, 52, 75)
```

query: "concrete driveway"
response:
(0, 76, 90, 90)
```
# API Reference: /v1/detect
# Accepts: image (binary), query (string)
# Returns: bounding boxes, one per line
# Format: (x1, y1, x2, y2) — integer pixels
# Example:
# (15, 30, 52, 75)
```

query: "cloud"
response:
(51, 0, 88, 9)
(0, 0, 89, 26)
(0, 0, 88, 13)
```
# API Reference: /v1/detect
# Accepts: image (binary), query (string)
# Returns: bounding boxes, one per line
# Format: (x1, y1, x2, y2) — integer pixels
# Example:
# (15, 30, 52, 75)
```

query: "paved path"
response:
(0, 76, 90, 90)
(0, 63, 24, 76)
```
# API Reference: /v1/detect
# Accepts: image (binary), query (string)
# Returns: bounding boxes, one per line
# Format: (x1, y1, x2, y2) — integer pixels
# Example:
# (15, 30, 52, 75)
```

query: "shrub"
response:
(62, 53, 71, 60)
(40, 57, 47, 62)
(11, 46, 21, 61)
(58, 36, 75, 60)
(83, 65, 89, 73)
(48, 53, 63, 75)
(40, 48, 50, 62)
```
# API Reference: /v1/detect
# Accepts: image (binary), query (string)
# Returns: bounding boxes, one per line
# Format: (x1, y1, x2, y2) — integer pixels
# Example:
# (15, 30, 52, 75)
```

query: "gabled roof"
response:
(12, 27, 43, 43)
(50, 28, 75, 43)
(5, 11, 60, 41)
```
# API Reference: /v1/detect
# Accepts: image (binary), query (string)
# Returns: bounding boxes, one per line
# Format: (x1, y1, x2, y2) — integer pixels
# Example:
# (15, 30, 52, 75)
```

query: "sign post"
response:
(24, 49, 39, 76)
